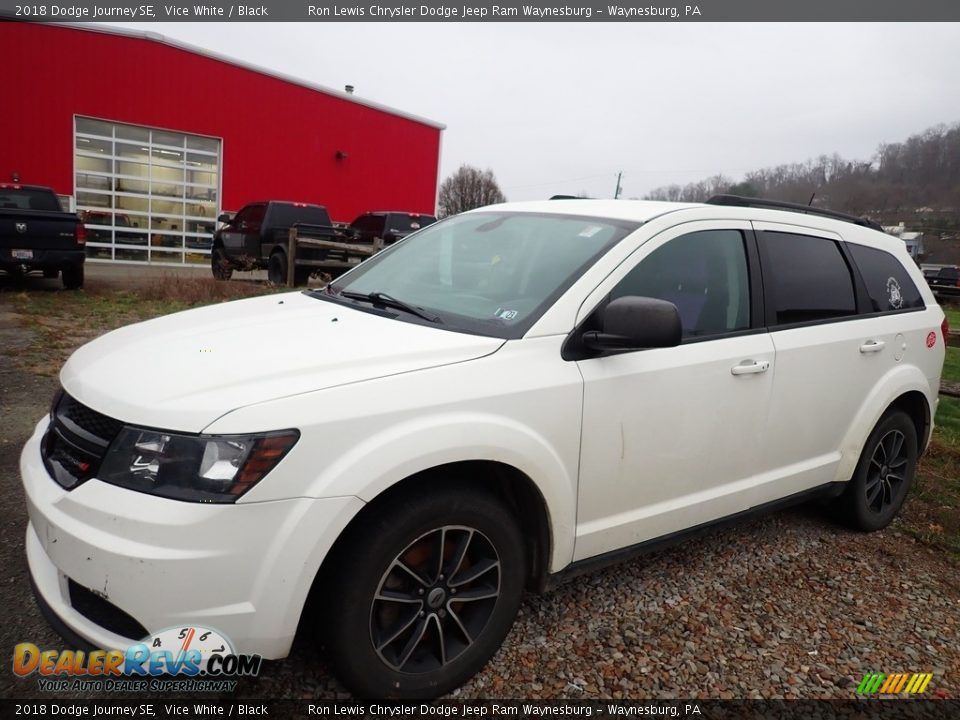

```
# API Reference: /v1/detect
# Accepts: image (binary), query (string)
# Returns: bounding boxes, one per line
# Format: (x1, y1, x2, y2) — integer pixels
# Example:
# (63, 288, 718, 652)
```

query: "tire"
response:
(325, 486, 526, 698)
(43, 268, 59, 279)
(62, 264, 84, 290)
(839, 410, 918, 531)
(211, 247, 233, 281)
(267, 250, 287, 286)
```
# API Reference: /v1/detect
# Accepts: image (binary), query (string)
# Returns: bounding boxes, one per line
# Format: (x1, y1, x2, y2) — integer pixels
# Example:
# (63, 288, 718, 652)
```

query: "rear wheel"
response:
(325, 486, 525, 698)
(839, 410, 917, 531)
(211, 247, 233, 280)
(62, 264, 84, 290)
(267, 250, 287, 286)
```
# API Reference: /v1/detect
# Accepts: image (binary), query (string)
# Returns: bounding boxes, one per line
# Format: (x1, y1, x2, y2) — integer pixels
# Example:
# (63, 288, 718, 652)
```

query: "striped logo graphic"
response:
(857, 672, 933, 695)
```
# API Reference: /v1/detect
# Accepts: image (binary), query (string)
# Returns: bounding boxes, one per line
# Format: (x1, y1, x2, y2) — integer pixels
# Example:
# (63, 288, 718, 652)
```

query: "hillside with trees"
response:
(644, 123, 960, 234)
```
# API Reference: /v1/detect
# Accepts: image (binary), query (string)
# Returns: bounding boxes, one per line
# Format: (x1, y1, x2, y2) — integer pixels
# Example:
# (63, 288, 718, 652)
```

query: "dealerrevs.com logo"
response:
(13, 626, 262, 692)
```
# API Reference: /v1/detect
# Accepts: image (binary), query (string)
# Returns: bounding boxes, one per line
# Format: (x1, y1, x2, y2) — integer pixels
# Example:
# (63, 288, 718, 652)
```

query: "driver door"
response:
(573, 221, 775, 561)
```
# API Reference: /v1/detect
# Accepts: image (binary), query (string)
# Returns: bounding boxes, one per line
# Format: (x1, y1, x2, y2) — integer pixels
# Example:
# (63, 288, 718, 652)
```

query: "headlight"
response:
(97, 427, 299, 503)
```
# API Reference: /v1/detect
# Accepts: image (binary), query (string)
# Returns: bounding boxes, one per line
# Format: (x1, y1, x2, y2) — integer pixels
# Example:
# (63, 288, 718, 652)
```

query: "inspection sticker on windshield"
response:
(495, 308, 518, 320)
(579, 225, 603, 238)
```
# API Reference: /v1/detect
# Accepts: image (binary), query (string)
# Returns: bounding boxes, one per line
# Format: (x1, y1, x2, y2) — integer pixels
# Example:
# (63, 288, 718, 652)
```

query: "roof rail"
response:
(705, 194, 883, 231)
(549, 195, 582, 200)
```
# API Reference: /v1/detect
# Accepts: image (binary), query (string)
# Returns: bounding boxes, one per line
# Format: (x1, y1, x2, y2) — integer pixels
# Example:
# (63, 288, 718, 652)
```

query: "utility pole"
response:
(614, 172, 622, 200)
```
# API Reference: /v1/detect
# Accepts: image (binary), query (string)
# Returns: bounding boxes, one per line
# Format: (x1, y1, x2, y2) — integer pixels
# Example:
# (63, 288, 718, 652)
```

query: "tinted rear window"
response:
(0, 188, 61, 212)
(848, 243, 924, 312)
(761, 231, 857, 326)
(271, 204, 331, 228)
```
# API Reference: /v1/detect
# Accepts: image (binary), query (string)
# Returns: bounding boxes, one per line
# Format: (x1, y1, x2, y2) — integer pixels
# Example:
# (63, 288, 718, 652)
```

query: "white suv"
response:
(21, 197, 946, 697)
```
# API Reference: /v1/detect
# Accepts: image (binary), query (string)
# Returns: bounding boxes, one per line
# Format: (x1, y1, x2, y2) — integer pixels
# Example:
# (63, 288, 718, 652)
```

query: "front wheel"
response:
(325, 486, 525, 698)
(211, 247, 233, 280)
(839, 410, 918, 531)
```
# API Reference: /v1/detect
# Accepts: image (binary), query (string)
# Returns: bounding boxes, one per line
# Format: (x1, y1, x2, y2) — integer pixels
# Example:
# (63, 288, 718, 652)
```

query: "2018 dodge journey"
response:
(21, 197, 946, 697)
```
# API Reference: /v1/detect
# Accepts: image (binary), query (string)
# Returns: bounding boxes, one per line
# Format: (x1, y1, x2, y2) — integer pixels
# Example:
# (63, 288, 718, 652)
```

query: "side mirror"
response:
(583, 296, 682, 351)
(217, 213, 232, 224)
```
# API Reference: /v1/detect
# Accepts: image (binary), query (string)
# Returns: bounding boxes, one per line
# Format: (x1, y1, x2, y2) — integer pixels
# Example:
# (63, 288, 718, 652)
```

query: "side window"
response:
(244, 204, 266, 230)
(761, 231, 856, 326)
(611, 230, 751, 339)
(355, 216, 378, 233)
(847, 243, 924, 312)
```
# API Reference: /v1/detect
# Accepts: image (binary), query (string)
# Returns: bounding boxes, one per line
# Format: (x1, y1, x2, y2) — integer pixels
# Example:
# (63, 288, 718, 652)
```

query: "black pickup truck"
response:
(0, 184, 86, 289)
(212, 201, 358, 285)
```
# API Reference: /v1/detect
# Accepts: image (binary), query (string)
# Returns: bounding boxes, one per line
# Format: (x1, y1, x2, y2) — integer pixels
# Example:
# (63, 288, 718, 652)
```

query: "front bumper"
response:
(21, 418, 363, 658)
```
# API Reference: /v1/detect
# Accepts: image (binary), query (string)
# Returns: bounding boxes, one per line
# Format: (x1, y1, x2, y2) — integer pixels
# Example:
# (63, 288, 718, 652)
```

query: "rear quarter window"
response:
(848, 243, 924, 312)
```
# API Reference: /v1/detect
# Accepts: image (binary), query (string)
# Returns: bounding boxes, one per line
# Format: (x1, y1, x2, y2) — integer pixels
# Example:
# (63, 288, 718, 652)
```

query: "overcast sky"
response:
(108, 22, 960, 201)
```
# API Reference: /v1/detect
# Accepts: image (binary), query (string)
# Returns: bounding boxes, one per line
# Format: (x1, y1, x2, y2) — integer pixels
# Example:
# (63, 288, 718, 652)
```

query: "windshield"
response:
(318, 211, 637, 339)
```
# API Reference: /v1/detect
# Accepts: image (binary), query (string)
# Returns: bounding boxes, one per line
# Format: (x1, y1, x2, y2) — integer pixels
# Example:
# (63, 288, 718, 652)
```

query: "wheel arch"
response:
(889, 390, 931, 455)
(313, 460, 553, 599)
(836, 366, 935, 483)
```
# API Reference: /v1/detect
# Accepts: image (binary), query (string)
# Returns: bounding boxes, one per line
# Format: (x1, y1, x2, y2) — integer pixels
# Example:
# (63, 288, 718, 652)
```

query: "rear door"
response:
(751, 223, 878, 502)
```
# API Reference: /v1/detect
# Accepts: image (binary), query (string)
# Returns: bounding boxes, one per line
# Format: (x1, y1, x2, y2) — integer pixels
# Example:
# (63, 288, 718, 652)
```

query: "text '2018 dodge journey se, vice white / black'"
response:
(21, 197, 946, 697)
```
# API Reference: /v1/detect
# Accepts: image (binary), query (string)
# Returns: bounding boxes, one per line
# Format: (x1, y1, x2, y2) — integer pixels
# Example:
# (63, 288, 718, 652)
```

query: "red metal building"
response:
(0, 22, 444, 265)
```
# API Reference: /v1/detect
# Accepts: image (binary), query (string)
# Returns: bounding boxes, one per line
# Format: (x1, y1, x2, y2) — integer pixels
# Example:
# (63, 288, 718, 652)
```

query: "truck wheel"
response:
(838, 410, 917, 531)
(211, 247, 233, 281)
(62, 264, 84, 290)
(267, 250, 287, 286)
(325, 486, 525, 698)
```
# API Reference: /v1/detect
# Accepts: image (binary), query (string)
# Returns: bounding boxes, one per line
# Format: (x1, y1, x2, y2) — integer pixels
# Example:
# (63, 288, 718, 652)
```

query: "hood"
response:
(61, 291, 504, 432)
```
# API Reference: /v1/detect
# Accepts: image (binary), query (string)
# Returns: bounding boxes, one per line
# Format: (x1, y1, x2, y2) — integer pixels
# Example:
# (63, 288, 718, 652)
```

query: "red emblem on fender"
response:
(927, 332, 937, 348)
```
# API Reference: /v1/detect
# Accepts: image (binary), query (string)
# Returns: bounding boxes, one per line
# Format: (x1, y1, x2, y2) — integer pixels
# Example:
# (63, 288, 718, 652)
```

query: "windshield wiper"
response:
(338, 290, 442, 323)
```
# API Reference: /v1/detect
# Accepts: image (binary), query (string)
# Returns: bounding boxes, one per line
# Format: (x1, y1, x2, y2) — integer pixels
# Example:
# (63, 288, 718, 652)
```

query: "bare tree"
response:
(438, 165, 507, 218)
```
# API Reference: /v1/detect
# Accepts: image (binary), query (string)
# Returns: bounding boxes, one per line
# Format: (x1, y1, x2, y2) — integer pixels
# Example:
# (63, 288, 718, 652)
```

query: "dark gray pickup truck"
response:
(0, 184, 86, 289)
(924, 266, 960, 300)
(212, 200, 357, 286)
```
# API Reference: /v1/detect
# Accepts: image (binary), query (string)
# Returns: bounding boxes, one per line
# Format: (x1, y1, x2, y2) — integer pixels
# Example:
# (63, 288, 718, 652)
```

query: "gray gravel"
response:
(2, 276, 958, 701)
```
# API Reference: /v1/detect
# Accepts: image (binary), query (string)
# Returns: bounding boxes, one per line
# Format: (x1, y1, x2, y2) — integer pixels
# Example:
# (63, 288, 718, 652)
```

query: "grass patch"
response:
(8, 275, 282, 376)
(900, 392, 960, 556)
(943, 304, 960, 330)
(944, 346, 960, 385)
(906, 433, 960, 556)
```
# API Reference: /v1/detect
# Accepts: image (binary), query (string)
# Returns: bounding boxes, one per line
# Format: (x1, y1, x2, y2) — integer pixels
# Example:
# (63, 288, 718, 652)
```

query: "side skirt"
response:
(543, 481, 845, 591)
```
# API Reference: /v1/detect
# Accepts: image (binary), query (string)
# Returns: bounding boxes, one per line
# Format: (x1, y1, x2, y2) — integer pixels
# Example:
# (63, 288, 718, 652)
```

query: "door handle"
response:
(859, 340, 886, 354)
(731, 360, 770, 376)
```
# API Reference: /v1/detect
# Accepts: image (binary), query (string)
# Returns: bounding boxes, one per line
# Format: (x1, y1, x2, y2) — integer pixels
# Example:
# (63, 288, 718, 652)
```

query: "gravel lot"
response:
(1, 269, 958, 701)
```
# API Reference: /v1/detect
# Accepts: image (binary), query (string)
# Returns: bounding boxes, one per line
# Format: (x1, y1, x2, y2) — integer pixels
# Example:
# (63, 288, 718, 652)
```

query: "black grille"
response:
(68, 579, 148, 641)
(59, 394, 124, 441)
(41, 391, 122, 490)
